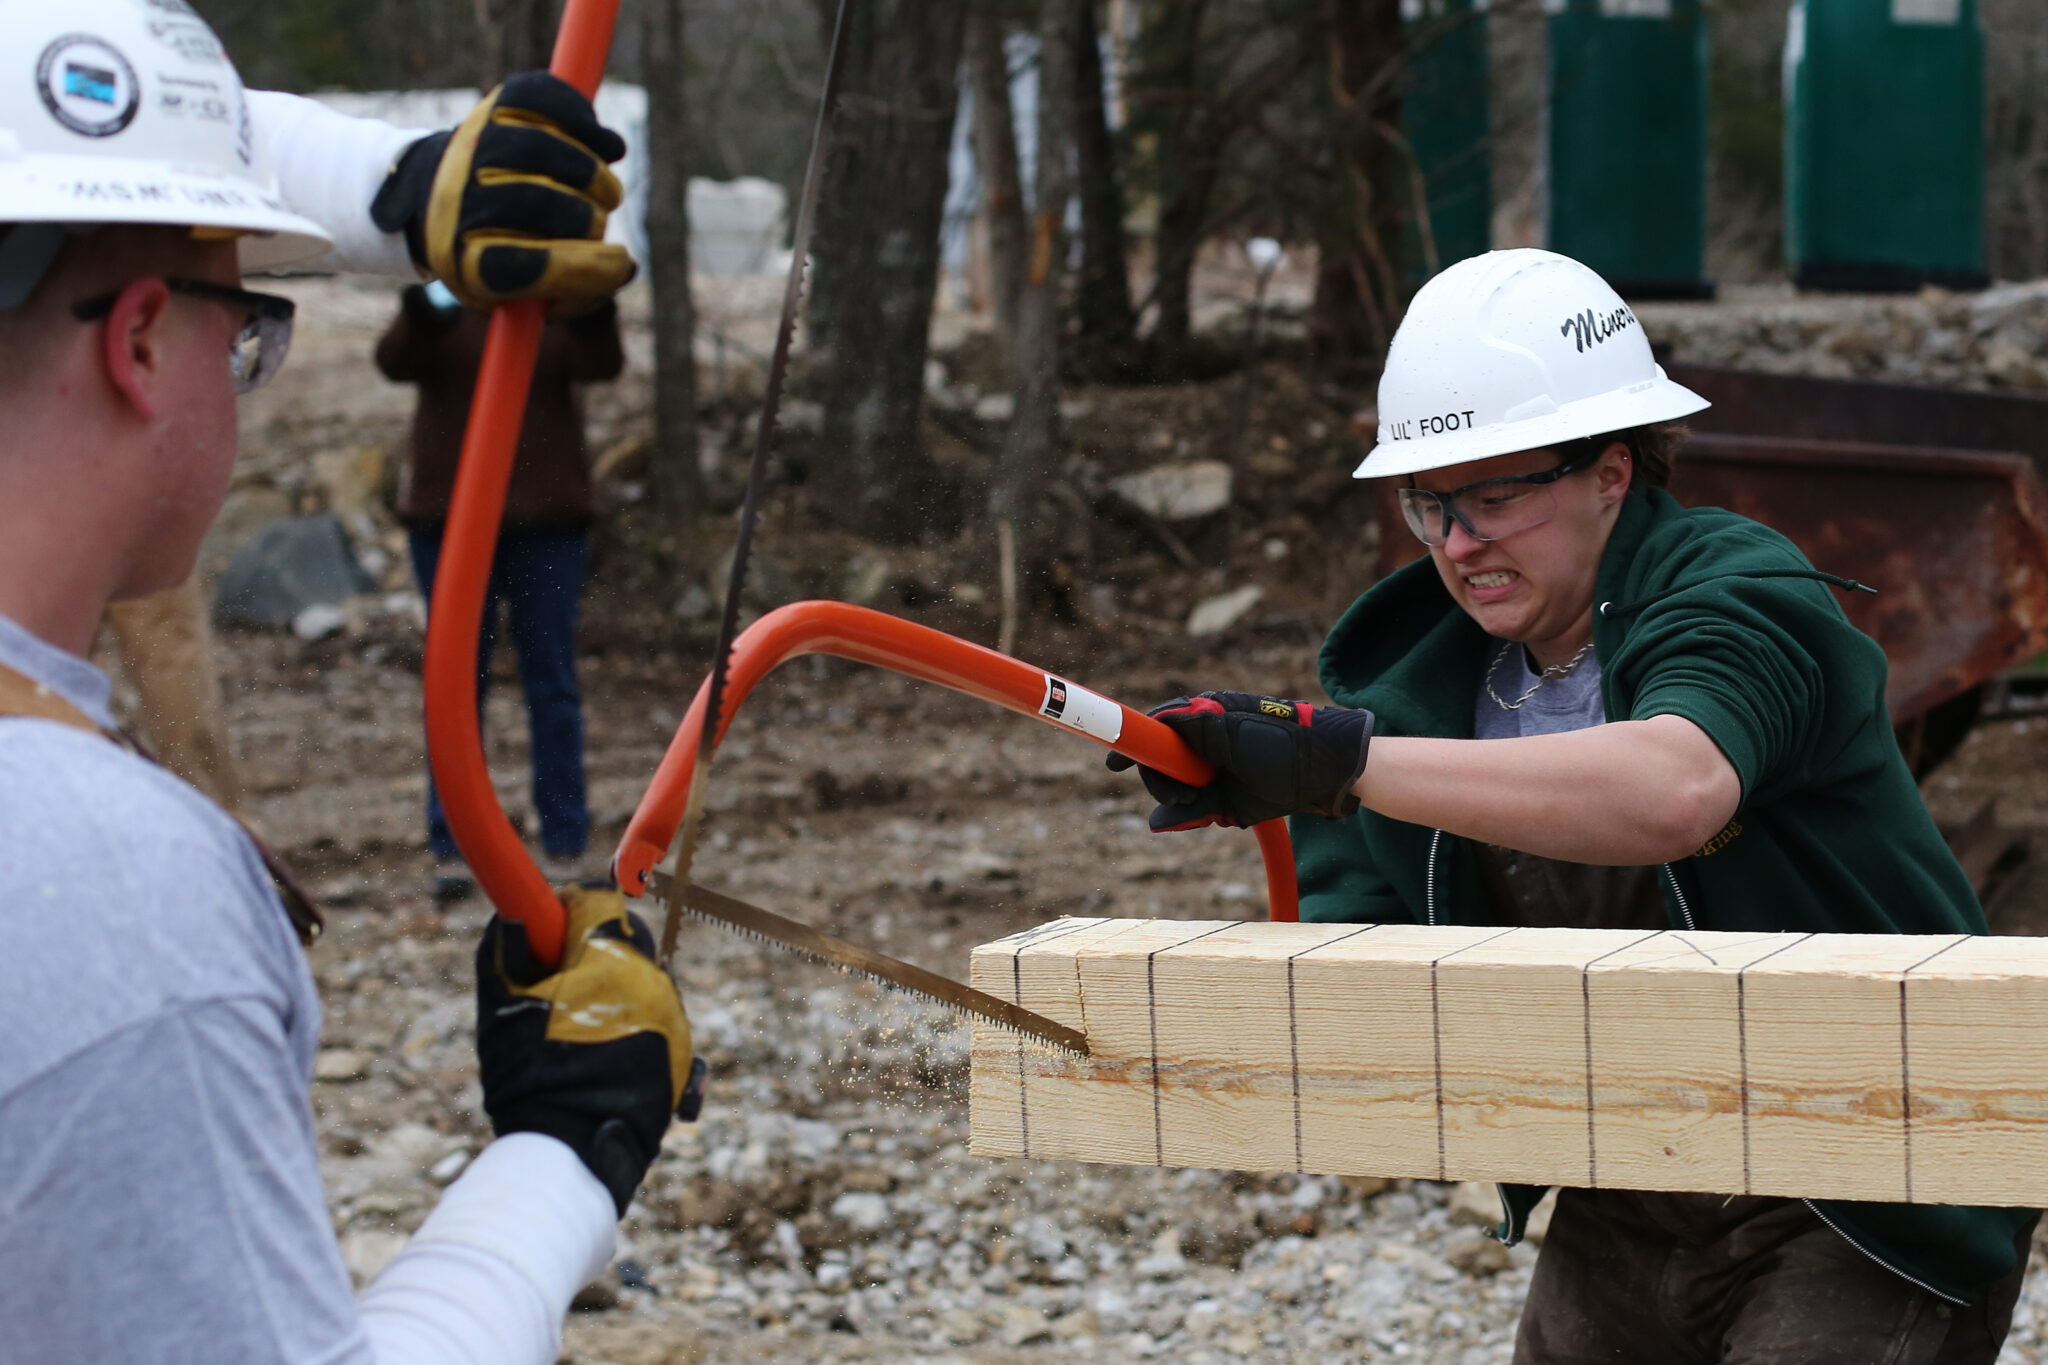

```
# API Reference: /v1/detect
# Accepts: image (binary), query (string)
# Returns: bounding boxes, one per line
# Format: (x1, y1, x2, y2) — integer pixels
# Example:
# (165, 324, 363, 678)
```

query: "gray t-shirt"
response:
(1470, 639, 1666, 931)
(1473, 639, 1607, 740)
(0, 613, 372, 1363)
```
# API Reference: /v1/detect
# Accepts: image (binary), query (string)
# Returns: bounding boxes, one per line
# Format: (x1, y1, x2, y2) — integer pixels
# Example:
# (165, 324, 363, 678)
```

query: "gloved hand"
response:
(371, 72, 635, 317)
(476, 885, 706, 1217)
(1106, 692, 1375, 831)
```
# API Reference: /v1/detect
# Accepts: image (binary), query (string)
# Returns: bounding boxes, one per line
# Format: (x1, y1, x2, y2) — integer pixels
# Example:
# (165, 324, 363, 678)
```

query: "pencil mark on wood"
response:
(1287, 926, 1380, 1174)
(1579, 930, 1664, 1188)
(1898, 937, 1969, 1203)
(1734, 934, 1811, 1196)
(1429, 927, 1516, 1181)
(1148, 924, 1236, 1167)
(1011, 946, 1029, 1159)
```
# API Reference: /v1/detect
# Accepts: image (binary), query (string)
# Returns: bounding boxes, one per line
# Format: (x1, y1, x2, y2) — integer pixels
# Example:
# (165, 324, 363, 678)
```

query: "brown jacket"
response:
(377, 289, 625, 528)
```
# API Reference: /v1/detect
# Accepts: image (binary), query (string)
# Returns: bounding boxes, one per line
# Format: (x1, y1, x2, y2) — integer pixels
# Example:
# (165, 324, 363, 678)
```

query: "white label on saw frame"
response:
(1039, 675, 1123, 745)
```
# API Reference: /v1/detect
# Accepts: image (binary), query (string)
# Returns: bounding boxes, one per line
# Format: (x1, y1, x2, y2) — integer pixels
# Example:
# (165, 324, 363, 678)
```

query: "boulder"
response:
(213, 515, 377, 631)
(1187, 584, 1264, 638)
(1111, 460, 1234, 522)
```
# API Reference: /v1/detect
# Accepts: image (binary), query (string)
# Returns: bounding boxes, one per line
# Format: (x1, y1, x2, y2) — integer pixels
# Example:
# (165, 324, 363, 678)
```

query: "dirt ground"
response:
(139, 271, 2048, 1362)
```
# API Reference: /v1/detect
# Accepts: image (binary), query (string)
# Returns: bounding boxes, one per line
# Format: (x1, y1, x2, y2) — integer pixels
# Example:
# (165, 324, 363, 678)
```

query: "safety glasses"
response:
(1395, 448, 1598, 547)
(72, 278, 296, 395)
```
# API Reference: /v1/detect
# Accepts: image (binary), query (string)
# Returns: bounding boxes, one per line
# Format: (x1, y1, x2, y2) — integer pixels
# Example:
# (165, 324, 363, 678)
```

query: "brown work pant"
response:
(102, 577, 241, 811)
(1514, 1189, 2033, 1365)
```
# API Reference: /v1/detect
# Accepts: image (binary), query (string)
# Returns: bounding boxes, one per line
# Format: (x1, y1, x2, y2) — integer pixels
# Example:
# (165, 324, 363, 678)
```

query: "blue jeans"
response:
(410, 526, 591, 860)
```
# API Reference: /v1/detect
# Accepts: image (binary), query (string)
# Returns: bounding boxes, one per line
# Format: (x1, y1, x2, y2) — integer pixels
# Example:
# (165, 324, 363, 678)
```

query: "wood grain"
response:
(968, 920, 2048, 1206)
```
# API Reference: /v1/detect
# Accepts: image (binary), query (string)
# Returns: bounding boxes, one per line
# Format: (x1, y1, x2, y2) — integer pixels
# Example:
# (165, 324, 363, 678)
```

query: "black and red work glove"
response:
(1106, 692, 1375, 831)
(371, 72, 635, 317)
(476, 886, 707, 1217)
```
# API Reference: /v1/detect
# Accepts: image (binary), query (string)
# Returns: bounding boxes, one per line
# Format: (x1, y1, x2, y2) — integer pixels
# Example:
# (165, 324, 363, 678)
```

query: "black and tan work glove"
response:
(1106, 692, 1375, 831)
(371, 72, 636, 317)
(476, 886, 706, 1216)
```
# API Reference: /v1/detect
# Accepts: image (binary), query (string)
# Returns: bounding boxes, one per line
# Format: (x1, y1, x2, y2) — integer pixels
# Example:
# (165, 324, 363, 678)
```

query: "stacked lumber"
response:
(967, 919, 2048, 1207)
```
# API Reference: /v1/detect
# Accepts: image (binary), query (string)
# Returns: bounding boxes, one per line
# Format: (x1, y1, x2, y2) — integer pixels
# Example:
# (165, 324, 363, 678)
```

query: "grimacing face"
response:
(1413, 441, 1634, 665)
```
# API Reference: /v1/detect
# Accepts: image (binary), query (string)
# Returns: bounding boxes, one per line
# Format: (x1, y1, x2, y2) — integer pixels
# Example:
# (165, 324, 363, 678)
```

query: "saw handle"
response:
(613, 601, 1302, 922)
(422, 0, 623, 969)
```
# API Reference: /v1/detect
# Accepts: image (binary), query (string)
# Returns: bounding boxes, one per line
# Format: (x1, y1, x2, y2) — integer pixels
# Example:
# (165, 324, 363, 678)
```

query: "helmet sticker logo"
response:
(37, 36, 141, 139)
(1559, 305, 1639, 354)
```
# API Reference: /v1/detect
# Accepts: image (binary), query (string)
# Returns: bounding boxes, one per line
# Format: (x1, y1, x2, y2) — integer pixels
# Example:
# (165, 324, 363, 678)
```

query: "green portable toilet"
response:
(1404, 0, 1491, 274)
(1785, 0, 1985, 292)
(1547, 0, 1712, 299)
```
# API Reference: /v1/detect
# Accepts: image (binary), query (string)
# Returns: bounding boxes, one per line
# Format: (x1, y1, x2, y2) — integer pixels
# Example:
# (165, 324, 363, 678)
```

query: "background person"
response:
(1112, 248, 2035, 1364)
(377, 279, 625, 899)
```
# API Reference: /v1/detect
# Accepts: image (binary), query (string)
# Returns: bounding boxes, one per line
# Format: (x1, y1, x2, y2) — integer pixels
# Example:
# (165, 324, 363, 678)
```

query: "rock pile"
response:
(1639, 281, 2048, 391)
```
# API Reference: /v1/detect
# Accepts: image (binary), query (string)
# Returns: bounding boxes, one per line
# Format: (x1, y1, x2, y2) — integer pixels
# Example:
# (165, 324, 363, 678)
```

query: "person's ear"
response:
(1596, 440, 1634, 505)
(99, 277, 173, 423)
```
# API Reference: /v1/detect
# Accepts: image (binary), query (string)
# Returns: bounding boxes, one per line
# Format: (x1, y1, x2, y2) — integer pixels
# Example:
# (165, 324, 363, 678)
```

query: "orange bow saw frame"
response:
(421, 2, 1298, 970)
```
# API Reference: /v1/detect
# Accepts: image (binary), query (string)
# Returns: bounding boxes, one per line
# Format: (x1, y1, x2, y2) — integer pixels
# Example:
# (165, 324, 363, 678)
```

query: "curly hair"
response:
(1624, 419, 1690, 489)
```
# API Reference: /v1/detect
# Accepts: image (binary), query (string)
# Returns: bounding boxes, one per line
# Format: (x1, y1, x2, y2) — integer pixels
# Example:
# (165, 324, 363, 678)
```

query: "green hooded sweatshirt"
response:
(1289, 486, 2034, 1304)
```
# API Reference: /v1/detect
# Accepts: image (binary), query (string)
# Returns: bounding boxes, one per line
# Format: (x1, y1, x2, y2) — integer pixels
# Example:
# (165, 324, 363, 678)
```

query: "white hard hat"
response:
(0, 0, 331, 277)
(1355, 248, 1708, 480)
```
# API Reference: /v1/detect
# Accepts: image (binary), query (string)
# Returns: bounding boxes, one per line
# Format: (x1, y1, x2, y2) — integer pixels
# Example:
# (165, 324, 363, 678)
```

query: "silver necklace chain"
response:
(1486, 641, 1593, 711)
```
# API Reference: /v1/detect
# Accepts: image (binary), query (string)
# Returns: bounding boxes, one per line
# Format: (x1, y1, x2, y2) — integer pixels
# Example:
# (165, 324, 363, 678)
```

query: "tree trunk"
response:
(1309, 0, 1417, 376)
(966, 4, 1027, 370)
(992, 0, 1080, 530)
(474, 0, 557, 87)
(1129, 0, 1212, 364)
(641, 0, 703, 515)
(1072, 0, 1135, 364)
(808, 0, 970, 543)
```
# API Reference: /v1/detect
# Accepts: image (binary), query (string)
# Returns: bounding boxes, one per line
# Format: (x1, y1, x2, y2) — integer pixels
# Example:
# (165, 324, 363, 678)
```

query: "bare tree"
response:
(1072, 0, 1136, 365)
(991, 0, 1082, 650)
(967, 4, 1029, 371)
(1308, 0, 1417, 375)
(1129, 0, 1216, 363)
(807, 0, 970, 543)
(641, 0, 703, 515)
(474, 0, 558, 86)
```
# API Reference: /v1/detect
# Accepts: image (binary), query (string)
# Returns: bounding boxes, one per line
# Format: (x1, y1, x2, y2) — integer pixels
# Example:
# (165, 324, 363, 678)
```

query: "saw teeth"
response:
(677, 904, 1087, 1055)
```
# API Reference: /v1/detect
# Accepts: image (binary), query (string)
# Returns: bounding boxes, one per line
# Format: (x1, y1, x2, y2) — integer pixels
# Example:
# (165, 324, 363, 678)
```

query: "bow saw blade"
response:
(645, 872, 1089, 1056)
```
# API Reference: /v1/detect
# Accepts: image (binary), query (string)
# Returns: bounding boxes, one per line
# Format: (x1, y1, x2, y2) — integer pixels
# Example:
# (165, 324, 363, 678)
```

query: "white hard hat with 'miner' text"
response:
(1356, 249, 1709, 480)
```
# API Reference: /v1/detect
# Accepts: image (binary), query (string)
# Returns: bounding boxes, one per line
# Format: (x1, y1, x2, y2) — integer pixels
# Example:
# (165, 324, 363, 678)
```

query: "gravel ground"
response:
(194, 625, 2048, 1365)
(179, 271, 2048, 1363)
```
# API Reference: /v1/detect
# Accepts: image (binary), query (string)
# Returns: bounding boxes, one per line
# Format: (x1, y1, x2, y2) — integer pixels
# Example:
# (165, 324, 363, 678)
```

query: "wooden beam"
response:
(967, 919, 2048, 1207)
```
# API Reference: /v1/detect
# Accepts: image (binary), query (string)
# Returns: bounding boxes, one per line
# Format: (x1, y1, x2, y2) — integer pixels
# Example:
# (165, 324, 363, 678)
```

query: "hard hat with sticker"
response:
(0, 0, 330, 272)
(1355, 249, 1708, 480)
